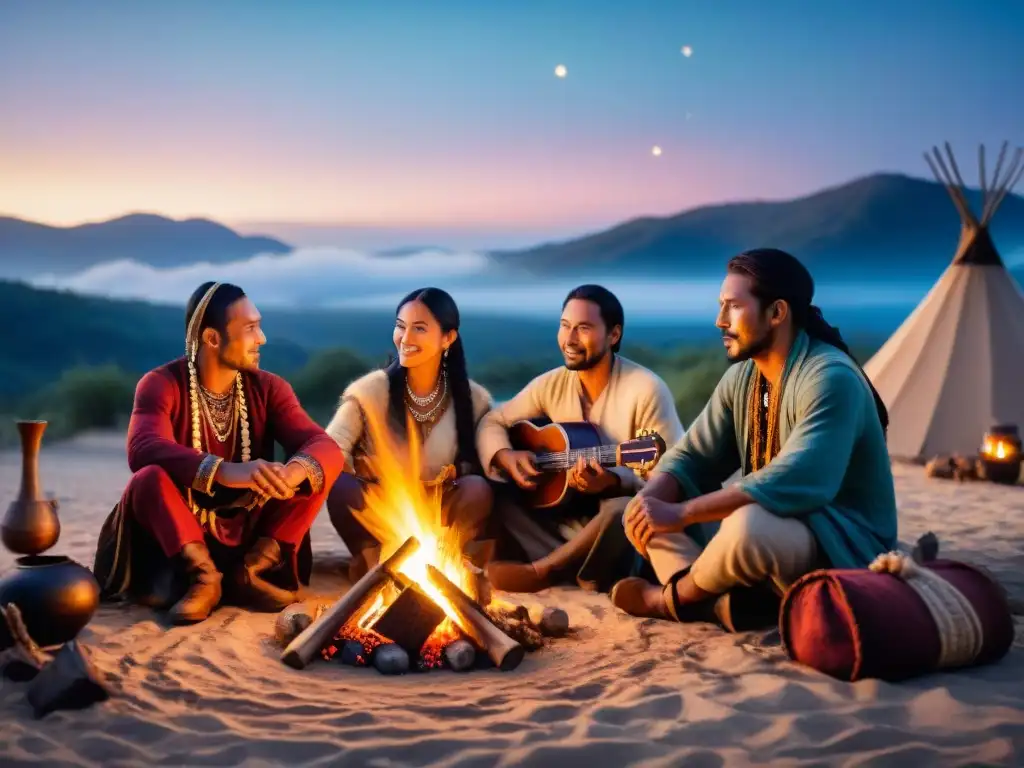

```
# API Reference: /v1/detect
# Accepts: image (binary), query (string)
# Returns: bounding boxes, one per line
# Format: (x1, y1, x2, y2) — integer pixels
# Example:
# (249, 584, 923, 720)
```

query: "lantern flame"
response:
(982, 437, 1017, 461)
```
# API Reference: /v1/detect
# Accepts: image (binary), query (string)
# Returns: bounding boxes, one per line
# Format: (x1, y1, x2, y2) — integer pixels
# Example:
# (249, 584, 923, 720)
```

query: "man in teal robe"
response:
(611, 248, 899, 631)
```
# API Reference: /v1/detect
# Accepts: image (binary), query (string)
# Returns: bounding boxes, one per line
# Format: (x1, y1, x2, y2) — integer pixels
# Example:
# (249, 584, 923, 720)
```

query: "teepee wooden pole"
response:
(925, 150, 972, 225)
(981, 142, 1010, 223)
(978, 145, 988, 201)
(943, 142, 970, 200)
(932, 146, 975, 224)
(983, 148, 1024, 226)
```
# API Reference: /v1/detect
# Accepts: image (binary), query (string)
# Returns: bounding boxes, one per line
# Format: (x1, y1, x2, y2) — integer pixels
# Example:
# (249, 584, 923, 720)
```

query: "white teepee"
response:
(864, 142, 1024, 460)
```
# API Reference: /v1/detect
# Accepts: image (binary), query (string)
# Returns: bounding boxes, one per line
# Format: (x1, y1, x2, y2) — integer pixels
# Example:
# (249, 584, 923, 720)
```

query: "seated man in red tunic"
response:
(93, 282, 343, 624)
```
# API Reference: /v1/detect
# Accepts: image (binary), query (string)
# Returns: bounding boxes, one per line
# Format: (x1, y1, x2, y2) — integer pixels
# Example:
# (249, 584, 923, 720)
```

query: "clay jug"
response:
(2, 420, 60, 555)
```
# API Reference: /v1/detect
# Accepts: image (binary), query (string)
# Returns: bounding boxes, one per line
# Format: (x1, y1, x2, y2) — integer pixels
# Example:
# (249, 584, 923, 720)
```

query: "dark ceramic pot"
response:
(0, 555, 100, 649)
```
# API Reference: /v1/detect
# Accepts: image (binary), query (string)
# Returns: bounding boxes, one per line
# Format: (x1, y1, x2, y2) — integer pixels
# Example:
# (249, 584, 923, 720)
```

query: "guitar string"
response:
(533, 446, 655, 461)
(533, 445, 655, 470)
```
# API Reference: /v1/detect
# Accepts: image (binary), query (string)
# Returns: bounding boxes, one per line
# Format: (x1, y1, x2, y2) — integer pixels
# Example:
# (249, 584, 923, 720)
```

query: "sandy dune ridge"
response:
(1, 432, 1023, 767)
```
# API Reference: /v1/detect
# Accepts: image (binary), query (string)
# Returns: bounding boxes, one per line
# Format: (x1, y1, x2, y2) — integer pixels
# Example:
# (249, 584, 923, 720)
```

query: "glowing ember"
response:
(325, 616, 459, 670)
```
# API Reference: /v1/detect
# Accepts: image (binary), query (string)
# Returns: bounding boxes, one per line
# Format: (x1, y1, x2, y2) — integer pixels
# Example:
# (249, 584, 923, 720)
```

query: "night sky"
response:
(1, 0, 1021, 244)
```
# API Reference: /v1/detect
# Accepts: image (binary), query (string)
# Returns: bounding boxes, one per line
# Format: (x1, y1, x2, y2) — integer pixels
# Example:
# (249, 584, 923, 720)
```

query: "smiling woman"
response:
(323, 288, 496, 581)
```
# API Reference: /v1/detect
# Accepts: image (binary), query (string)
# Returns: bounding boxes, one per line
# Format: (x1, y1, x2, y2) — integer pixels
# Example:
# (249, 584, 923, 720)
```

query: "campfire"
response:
(280, 406, 564, 674)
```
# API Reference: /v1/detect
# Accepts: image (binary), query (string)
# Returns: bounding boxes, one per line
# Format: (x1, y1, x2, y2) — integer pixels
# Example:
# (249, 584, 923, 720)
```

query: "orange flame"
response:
(983, 437, 1016, 461)
(351, 401, 477, 638)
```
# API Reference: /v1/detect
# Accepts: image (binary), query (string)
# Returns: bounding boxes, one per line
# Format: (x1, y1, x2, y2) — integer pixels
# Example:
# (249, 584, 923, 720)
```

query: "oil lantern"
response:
(979, 424, 1022, 485)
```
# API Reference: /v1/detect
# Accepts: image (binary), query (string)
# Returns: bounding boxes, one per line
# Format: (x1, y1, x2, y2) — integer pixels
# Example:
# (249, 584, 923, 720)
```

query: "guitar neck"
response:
(534, 445, 618, 471)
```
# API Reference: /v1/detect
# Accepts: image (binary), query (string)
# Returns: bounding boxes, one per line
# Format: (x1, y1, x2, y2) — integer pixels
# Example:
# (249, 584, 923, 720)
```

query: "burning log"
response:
(426, 564, 525, 671)
(281, 537, 420, 670)
(370, 584, 446, 657)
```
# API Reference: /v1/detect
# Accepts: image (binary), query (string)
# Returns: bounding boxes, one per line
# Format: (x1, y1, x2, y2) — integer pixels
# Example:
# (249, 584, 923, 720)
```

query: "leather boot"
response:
(486, 561, 554, 593)
(713, 584, 782, 633)
(231, 537, 297, 611)
(167, 542, 223, 625)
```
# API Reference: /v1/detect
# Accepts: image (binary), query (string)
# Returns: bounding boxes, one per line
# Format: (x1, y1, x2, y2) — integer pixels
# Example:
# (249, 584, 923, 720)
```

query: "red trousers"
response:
(122, 465, 325, 558)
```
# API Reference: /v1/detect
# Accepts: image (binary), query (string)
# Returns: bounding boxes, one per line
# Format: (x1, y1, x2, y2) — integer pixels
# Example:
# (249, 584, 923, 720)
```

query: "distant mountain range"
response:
(492, 173, 1024, 280)
(0, 213, 291, 279)
(3, 172, 1024, 286)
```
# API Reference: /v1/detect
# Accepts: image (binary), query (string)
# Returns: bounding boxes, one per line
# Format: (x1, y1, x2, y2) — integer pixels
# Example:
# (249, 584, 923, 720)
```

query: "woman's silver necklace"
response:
(406, 371, 444, 407)
(407, 377, 448, 423)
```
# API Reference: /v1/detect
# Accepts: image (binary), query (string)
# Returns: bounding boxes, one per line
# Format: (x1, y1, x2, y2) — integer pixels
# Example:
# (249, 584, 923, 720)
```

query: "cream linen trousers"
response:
(638, 504, 821, 595)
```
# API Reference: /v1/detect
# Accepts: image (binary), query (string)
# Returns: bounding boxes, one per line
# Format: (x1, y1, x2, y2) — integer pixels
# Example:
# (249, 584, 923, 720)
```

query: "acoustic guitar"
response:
(507, 418, 667, 508)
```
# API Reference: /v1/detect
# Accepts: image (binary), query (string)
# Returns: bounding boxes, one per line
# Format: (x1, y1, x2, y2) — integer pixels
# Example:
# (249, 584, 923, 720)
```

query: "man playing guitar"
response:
(478, 285, 684, 593)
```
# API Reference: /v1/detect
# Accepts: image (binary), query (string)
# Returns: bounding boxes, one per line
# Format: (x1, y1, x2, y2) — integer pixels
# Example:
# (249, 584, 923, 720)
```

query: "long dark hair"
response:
(386, 287, 478, 471)
(727, 248, 889, 435)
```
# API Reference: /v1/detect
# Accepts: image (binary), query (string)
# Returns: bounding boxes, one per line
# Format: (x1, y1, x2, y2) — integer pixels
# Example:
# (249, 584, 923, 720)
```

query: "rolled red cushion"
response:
(780, 558, 1015, 682)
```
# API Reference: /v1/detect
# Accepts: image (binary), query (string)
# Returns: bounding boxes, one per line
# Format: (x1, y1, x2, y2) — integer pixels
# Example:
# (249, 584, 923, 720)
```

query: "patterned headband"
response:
(185, 282, 223, 361)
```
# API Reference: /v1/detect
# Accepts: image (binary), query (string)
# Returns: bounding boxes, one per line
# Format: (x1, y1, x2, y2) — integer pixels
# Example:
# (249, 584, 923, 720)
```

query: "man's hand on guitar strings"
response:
(569, 456, 618, 495)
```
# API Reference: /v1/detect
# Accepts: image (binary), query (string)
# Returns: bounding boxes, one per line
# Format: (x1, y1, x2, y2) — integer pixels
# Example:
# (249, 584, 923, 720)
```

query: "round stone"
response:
(274, 603, 312, 646)
(373, 643, 410, 675)
(538, 607, 569, 637)
(339, 640, 368, 667)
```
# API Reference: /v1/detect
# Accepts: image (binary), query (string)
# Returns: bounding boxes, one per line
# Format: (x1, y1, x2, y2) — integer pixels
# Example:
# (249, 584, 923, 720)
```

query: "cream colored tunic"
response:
(325, 369, 493, 482)
(476, 355, 684, 492)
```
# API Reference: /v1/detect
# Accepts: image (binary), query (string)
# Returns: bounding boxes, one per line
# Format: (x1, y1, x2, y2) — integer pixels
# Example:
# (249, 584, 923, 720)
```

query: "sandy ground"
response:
(1, 431, 1024, 767)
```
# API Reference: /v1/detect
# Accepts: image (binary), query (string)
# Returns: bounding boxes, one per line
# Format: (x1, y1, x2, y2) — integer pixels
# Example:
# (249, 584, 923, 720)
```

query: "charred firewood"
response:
(443, 639, 476, 671)
(370, 584, 446, 657)
(483, 604, 544, 652)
